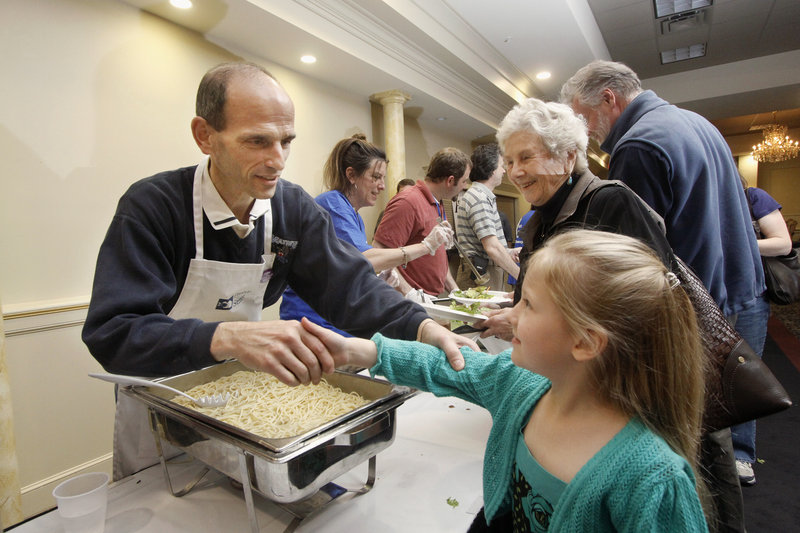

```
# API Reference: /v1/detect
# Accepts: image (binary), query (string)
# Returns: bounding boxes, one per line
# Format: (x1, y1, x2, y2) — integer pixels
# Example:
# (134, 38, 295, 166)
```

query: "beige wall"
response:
(0, 0, 475, 525)
(756, 157, 800, 240)
(0, 0, 385, 308)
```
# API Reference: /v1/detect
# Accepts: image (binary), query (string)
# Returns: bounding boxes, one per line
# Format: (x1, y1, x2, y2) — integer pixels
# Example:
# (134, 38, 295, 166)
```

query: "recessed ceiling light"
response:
(170, 0, 192, 9)
(437, 117, 447, 121)
(300, 55, 317, 64)
(660, 43, 706, 64)
(536, 71, 551, 80)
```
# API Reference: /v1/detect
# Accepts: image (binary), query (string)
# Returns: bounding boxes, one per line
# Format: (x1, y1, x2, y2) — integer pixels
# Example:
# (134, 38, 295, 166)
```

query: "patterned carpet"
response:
(770, 301, 800, 339)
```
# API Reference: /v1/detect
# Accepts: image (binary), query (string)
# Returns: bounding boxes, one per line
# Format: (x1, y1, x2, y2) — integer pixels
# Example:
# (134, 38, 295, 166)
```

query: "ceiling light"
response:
(654, 0, 711, 18)
(535, 71, 551, 80)
(300, 55, 316, 64)
(169, 0, 192, 9)
(751, 112, 800, 163)
(660, 43, 706, 64)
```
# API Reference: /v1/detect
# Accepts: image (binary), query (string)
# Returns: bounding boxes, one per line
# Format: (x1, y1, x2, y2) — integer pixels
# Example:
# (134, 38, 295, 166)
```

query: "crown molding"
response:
(254, 0, 520, 126)
(382, 0, 540, 100)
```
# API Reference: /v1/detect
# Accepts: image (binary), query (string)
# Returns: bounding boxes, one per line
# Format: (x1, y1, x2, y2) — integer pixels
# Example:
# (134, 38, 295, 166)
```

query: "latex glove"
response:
(439, 220, 455, 248)
(405, 288, 435, 304)
(378, 268, 401, 288)
(422, 223, 454, 255)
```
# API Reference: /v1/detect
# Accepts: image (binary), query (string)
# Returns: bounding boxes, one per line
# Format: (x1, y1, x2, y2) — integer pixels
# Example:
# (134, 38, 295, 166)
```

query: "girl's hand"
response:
(300, 317, 378, 370)
(416, 318, 478, 371)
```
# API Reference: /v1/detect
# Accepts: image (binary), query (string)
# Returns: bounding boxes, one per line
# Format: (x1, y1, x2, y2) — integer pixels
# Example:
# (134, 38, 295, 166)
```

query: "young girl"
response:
(303, 229, 709, 532)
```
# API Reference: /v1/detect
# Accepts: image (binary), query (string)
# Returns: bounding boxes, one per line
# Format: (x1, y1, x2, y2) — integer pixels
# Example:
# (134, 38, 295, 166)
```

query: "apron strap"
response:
(192, 158, 207, 260)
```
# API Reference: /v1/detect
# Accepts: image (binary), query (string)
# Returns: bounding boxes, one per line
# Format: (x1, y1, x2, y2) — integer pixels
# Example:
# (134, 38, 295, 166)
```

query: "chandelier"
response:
(751, 112, 799, 163)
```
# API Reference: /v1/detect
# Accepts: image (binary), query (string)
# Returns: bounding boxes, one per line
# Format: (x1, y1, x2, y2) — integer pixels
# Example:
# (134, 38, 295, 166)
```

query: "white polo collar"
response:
(201, 162, 269, 238)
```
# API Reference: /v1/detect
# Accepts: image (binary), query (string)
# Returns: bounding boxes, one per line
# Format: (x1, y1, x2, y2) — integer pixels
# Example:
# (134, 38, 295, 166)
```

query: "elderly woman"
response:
(477, 98, 671, 341)
(280, 134, 452, 334)
(473, 98, 744, 533)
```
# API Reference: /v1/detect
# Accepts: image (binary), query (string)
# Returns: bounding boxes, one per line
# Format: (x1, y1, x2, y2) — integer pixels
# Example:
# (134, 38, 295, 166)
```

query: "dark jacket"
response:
(515, 169, 672, 303)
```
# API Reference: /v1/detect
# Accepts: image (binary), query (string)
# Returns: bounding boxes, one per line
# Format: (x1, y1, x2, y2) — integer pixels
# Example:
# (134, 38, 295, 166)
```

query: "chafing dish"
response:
(121, 360, 415, 533)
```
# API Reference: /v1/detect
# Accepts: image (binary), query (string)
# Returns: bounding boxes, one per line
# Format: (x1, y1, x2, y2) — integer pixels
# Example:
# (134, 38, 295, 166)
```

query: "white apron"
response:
(112, 158, 275, 480)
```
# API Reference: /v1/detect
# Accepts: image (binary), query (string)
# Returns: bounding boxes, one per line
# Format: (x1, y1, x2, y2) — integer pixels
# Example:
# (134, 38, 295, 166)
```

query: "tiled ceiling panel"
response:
(588, 0, 800, 78)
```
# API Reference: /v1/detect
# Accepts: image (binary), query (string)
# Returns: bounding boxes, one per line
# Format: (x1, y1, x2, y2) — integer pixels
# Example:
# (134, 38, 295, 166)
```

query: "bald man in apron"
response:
(83, 62, 477, 480)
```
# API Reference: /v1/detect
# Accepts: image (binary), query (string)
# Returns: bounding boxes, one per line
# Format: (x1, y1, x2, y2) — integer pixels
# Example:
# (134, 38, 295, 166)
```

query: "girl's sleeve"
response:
(370, 333, 542, 413)
(620, 470, 709, 533)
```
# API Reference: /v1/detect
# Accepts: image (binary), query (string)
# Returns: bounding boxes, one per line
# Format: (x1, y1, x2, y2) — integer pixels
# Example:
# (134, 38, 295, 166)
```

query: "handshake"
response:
(422, 221, 455, 255)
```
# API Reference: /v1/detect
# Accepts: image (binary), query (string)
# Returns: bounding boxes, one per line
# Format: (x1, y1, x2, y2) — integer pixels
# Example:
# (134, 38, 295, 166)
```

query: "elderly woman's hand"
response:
(473, 307, 515, 342)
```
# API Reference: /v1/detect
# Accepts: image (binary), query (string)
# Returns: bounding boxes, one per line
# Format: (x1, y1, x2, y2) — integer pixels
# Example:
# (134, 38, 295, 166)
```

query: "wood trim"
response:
(3, 303, 88, 321)
(3, 303, 89, 338)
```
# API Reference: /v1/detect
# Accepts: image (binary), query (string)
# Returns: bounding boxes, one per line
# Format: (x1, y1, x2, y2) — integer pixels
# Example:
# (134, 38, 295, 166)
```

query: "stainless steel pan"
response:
(123, 360, 415, 502)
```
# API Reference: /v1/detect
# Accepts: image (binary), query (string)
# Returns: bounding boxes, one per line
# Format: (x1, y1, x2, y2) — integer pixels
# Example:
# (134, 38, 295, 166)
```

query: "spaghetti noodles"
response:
(172, 371, 369, 438)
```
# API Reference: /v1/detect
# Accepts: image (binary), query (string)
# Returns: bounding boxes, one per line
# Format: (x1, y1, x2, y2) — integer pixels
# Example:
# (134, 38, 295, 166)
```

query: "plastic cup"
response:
(52, 472, 109, 533)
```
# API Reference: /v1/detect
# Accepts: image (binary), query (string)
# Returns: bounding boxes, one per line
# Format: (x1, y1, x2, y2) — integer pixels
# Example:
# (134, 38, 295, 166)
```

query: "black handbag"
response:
(578, 178, 792, 431)
(762, 249, 800, 305)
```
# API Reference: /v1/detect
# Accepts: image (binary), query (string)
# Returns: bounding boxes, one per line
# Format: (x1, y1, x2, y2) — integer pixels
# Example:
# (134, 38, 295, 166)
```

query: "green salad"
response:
(450, 301, 483, 315)
(451, 286, 492, 299)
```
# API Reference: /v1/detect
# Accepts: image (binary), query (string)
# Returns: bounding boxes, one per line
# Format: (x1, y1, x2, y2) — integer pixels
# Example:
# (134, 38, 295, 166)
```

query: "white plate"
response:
(448, 290, 512, 305)
(420, 302, 488, 324)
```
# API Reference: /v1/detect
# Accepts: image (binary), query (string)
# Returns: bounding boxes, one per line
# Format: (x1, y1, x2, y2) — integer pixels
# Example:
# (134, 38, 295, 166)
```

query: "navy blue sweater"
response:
(602, 91, 764, 315)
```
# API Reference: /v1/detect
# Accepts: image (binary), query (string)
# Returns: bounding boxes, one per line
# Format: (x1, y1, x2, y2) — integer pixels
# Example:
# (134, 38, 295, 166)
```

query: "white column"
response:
(370, 90, 411, 196)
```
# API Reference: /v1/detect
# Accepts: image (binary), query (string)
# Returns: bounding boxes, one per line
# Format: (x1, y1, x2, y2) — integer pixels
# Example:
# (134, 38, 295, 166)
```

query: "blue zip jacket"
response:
(602, 90, 764, 315)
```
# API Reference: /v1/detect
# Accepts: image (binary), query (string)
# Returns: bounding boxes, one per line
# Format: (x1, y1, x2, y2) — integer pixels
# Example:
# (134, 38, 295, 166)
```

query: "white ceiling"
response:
(122, 0, 800, 151)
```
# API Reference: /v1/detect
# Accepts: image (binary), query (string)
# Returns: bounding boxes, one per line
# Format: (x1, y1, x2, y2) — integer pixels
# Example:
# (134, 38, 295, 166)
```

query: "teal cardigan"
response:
(371, 334, 708, 532)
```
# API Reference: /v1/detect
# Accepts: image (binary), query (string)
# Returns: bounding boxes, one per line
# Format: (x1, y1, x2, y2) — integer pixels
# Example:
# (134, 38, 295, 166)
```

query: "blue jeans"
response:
(727, 294, 771, 464)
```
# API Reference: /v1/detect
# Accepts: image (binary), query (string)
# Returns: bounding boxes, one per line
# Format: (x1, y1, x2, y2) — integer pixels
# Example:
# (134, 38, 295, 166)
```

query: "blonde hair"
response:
(528, 230, 707, 496)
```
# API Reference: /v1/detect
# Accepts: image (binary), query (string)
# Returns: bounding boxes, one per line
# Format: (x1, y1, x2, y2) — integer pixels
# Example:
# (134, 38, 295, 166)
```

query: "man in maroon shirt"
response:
(374, 147, 470, 296)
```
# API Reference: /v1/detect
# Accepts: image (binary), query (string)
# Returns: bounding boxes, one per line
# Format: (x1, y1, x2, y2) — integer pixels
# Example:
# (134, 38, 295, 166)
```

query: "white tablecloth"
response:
(12, 392, 492, 532)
